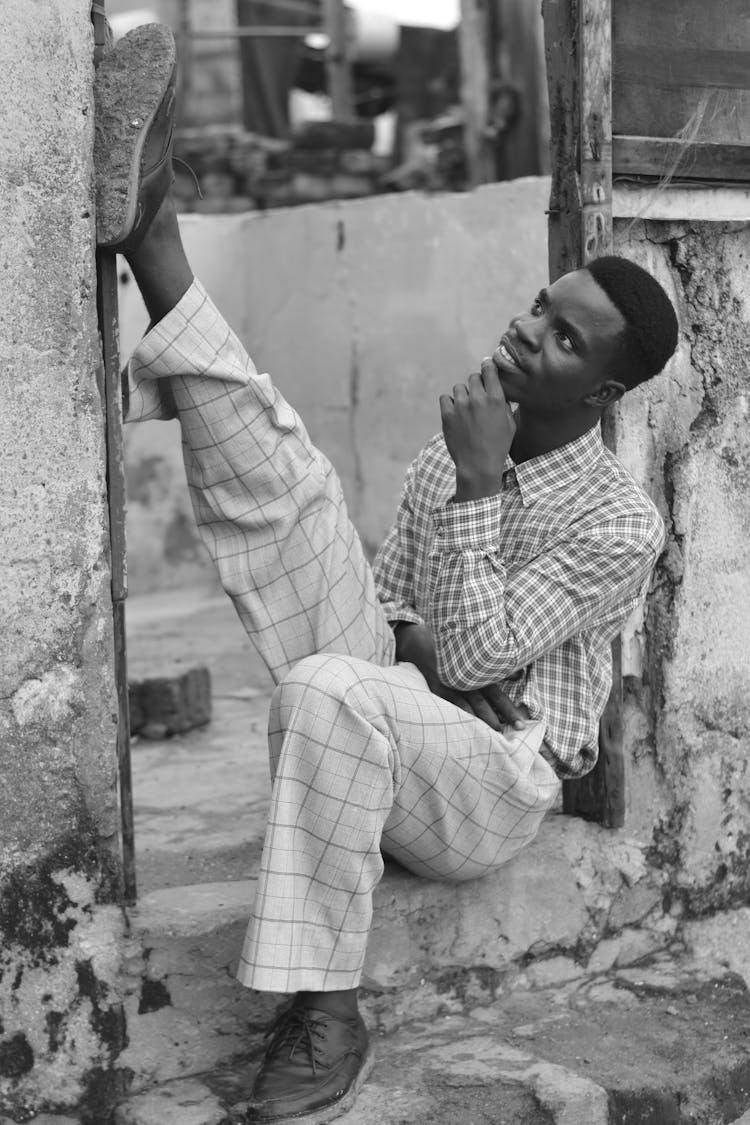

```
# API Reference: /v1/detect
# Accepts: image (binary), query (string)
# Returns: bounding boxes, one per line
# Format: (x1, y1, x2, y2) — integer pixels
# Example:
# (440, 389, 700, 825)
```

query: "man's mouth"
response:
(496, 336, 523, 370)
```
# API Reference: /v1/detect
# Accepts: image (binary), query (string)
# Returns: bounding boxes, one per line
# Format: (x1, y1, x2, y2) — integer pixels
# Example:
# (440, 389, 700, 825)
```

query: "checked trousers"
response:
(126, 279, 561, 993)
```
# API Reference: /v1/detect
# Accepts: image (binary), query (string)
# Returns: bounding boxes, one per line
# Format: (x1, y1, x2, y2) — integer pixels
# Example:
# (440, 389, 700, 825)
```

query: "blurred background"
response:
(105, 0, 550, 213)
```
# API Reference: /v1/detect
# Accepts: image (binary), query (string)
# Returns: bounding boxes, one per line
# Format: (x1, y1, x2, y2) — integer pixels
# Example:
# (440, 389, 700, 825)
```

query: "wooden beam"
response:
(614, 46, 750, 93)
(459, 0, 494, 187)
(614, 136, 750, 183)
(322, 0, 354, 118)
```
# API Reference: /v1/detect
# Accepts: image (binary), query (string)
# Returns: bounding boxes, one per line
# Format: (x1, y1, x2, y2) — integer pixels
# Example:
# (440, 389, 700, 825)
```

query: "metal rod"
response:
(323, 0, 354, 116)
(187, 26, 321, 39)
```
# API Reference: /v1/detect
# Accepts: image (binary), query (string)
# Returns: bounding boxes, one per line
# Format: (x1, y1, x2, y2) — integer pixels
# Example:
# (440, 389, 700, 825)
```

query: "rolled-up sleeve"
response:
(373, 459, 424, 628)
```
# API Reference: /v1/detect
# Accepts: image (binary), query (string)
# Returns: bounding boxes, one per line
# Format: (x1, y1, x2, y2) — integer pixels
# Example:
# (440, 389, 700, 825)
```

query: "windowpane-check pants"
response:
(127, 280, 561, 993)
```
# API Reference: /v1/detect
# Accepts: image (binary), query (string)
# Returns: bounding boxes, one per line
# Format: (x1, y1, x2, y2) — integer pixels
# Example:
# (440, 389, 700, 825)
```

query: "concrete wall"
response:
(0, 4, 125, 1120)
(613, 220, 750, 915)
(119, 176, 551, 591)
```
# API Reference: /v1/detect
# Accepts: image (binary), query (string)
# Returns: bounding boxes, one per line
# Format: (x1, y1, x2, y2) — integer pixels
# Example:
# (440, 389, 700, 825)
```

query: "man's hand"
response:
(439, 357, 516, 503)
(393, 621, 527, 731)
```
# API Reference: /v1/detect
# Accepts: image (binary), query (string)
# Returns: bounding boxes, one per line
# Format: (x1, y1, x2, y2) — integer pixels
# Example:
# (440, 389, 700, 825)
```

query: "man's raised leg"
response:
(125, 194, 395, 683)
(95, 23, 394, 683)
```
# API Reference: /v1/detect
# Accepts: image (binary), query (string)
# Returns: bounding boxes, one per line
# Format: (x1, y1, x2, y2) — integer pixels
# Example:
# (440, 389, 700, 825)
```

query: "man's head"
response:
(585, 255, 679, 389)
(493, 255, 678, 415)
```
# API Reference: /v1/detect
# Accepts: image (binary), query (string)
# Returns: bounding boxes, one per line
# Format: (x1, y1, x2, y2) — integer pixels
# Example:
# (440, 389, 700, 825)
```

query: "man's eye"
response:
(531, 299, 543, 315)
(557, 331, 574, 352)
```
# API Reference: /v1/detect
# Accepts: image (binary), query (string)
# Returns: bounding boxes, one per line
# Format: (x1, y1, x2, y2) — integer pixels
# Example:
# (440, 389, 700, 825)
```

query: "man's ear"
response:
(583, 379, 626, 408)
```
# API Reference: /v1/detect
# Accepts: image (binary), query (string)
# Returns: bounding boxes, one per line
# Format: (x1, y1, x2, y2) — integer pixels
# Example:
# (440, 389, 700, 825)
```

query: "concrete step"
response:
(112, 948, 750, 1125)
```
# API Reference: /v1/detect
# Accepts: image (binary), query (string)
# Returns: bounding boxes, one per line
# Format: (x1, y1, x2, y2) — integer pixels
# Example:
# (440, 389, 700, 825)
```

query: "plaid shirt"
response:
(373, 426, 665, 778)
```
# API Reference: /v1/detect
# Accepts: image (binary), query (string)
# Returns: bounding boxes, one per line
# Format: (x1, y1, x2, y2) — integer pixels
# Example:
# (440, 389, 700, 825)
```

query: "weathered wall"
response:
(119, 176, 551, 591)
(613, 220, 750, 917)
(0, 4, 125, 1120)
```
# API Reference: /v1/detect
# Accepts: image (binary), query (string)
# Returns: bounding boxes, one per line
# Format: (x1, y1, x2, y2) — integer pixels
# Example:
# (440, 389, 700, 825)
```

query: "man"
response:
(96, 26, 678, 1125)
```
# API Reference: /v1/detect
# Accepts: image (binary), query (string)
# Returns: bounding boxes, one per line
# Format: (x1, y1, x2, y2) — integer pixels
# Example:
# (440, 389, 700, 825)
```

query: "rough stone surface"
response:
(0, 1118, 81, 1125)
(0, 2, 123, 1122)
(113, 1078, 226, 1125)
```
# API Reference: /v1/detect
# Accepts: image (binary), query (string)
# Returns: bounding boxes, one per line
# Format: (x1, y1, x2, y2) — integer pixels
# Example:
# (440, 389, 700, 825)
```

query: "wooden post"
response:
(544, 0, 623, 829)
(459, 0, 494, 187)
(543, 0, 582, 282)
(493, 0, 551, 179)
(323, 0, 354, 118)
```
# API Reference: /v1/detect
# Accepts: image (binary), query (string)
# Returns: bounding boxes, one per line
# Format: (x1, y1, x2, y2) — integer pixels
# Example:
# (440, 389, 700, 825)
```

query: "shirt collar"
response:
(503, 424, 605, 505)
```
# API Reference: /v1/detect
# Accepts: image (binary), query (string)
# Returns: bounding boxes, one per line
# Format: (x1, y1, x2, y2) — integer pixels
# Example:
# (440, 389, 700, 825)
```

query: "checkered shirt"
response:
(373, 428, 665, 778)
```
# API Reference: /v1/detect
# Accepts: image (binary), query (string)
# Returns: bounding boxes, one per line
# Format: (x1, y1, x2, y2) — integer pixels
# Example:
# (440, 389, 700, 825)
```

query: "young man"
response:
(96, 26, 678, 1125)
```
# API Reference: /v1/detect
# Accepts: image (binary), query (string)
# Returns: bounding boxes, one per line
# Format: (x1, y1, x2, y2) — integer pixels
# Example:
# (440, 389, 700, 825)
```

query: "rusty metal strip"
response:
(92, 0, 137, 902)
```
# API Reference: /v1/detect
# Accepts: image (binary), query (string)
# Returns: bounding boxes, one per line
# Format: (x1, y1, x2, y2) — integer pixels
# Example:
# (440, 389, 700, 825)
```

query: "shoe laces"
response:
(172, 155, 203, 200)
(263, 1005, 329, 1076)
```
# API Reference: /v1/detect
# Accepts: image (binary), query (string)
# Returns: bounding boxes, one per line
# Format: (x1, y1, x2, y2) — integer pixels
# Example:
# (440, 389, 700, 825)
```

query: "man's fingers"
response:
(480, 355, 505, 398)
(439, 393, 454, 421)
(434, 683, 505, 731)
(439, 686, 475, 715)
(467, 371, 484, 396)
(462, 690, 502, 730)
(481, 683, 528, 729)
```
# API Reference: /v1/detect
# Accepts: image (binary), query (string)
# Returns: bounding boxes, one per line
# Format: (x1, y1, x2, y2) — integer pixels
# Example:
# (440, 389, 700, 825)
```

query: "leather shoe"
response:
(245, 1000, 373, 1123)
(94, 23, 176, 253)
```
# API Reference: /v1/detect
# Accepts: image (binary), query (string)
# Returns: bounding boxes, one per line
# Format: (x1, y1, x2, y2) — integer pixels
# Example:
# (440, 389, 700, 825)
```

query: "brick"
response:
(129, 664, 211, 737)
(329, 173, 376, 199)
(291, 173, 335, 203)
(283, 147, 339, 175)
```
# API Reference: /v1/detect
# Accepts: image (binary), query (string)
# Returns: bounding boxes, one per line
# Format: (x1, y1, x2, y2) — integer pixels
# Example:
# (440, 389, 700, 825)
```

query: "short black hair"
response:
(585, 255, 679, 389)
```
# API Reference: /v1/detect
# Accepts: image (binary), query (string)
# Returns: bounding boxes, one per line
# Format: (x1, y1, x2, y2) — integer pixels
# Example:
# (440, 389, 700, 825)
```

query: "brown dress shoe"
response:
(246, 1001, 374, 1124)
(94, 23, 176, 253)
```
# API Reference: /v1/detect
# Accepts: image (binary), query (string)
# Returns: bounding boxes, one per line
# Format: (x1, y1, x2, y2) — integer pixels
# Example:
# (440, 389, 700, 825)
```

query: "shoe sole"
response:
(247, 1044, 376, 1125)
(94, 23, 176, 247)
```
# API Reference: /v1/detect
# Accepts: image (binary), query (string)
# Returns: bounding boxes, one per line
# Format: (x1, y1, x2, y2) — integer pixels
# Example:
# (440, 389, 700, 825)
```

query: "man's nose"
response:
(512, 313, 543, 350)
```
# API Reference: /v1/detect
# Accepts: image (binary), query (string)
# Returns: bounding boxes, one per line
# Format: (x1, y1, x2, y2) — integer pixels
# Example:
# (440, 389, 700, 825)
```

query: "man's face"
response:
(491, 269, 627, 412)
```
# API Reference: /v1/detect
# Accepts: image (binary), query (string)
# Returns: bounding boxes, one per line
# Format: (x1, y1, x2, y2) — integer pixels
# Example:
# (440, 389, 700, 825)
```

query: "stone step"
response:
(116, 813, 684, 1100)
